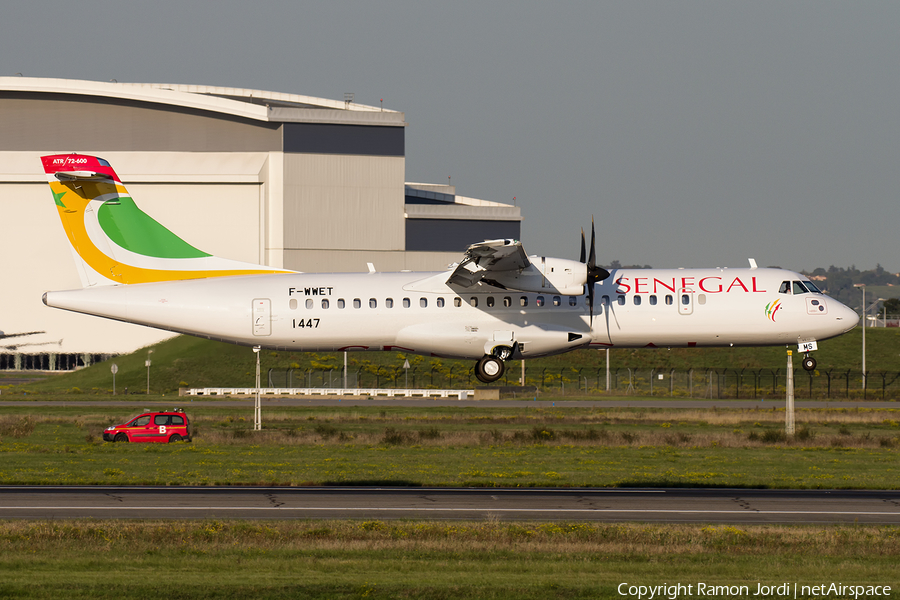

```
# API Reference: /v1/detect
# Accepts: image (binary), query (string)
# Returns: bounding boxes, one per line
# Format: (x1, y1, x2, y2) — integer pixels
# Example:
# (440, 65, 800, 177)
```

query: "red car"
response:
(103, 409, 192, 443)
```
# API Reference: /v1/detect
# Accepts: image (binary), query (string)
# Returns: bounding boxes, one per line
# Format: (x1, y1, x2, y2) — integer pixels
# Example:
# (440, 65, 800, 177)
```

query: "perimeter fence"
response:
(267, 367, 900, 400)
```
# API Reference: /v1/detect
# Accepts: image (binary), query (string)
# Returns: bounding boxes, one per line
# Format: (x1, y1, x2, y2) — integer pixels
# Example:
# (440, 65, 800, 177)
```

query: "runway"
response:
(1, 486, 898, 523)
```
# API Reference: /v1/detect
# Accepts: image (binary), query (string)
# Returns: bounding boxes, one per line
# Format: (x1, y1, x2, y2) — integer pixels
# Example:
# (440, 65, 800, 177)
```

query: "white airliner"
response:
(40, 154, 858, 383)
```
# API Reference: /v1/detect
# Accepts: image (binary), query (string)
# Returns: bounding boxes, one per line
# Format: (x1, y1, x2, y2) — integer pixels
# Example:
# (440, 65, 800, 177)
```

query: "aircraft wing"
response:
(0, 330, 44, 340)
(446, 239, 530, 288)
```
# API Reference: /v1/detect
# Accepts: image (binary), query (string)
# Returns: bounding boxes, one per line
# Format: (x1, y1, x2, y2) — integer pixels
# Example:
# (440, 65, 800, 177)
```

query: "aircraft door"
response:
(678, 289, 693, 315)
(253, 298, 272, 336)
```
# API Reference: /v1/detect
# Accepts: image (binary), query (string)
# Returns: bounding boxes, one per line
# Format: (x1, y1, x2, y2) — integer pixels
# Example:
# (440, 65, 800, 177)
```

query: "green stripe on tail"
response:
(98, 197, 211, 259)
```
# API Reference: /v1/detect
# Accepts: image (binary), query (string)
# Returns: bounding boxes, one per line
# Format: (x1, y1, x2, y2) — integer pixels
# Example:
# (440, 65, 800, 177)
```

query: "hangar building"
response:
(0, 77, 521, 368)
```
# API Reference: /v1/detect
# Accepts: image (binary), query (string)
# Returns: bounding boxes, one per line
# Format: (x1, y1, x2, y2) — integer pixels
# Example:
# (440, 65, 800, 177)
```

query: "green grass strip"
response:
(0, 520, 897, 599)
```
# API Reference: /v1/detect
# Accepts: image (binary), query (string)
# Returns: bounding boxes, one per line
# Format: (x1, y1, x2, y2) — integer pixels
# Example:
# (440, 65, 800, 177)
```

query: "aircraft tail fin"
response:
(41, 154, 292, 287)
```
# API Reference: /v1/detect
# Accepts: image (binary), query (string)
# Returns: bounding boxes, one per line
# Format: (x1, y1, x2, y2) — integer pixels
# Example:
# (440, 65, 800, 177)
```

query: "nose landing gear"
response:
(797, 341, 819, 372)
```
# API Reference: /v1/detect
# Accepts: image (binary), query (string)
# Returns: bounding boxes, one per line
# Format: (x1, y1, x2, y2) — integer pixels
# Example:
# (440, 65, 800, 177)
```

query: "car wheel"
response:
(114, 433, 128, 443)
(168, 434, 183, 443)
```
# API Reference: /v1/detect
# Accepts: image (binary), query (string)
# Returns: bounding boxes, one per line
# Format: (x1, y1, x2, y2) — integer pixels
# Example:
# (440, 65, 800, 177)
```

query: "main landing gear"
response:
(801, 354, 817, 371)
(474, 345, 514, 384)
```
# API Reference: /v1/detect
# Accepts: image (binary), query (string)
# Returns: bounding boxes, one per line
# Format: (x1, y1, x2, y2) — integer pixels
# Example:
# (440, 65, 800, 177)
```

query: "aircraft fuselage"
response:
(43, 267, 858, 361)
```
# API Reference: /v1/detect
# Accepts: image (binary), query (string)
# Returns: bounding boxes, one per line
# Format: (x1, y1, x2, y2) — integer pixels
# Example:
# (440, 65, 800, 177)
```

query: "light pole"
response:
(253, 346, 261, 431)
(145, 350, 154, 395)
(854, 284, 885, 390)
(605, 348, 610, 392)
(853, 284, 867, 386)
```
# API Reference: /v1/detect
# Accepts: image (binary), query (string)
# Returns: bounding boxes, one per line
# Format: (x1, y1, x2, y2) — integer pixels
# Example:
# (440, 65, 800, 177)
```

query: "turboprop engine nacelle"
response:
(487, 257, 587, 296)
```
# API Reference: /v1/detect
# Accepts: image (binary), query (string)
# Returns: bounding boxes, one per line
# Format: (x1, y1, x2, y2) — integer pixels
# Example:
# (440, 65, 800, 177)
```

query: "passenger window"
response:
(289, 299, 298, 310)
(634, 295, 641, 306)
(553, 296, 561, 306)
(792, 281, 808, 295)
(536, 296, 545, 307)
(487, 297, 495, 308)
(305, 299, 313, 309)
(403, 298, 411, 308)
(649, 295, 657, 306)
(779, 281, 791, 294)
(171, 416, 184, 425)
(154, 415, 168, 425)
(353, 298, 361, 309)
(601, 295, 610, 306)
(321, 299, 329, 309)
(568, 296, 577, 307)
(369, 298, 377, 308)
(617, 295, 626, 305)
(520, 296, 528, 307)
(420, 298, 428, 308)
(682, 294, 690, 305)
(133, 416, 150, 427)
(665, 295, 673, 305)
(470, 297, 478, 307)
(337, 299, 345, 309)
(454, 297, 462, 307)
(698, 294, 706, 305)
(504, 297, 512, 307)
(437, 297, 445, 308)
(386, 298, 394, 308)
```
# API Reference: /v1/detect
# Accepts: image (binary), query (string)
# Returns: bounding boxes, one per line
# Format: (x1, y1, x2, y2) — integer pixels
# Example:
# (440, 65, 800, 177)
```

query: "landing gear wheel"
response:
(114, 433, 128, 443)
(475, 355, 505, 383)
(801, 355, 817, 371)
(168, 434, 183, 443)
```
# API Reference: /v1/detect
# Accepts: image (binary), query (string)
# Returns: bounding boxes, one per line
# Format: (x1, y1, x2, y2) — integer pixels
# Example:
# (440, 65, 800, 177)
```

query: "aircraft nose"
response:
(833, 299, 859, 333)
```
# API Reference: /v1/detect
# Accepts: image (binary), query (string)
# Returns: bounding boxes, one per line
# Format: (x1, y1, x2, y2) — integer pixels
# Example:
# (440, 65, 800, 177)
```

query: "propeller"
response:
(580, 228, 586, 264)
(582, 218, 610, 324)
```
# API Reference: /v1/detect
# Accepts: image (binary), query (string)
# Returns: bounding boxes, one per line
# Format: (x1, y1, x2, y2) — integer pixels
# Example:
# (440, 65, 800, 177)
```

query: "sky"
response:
(3, 1, 899, 272)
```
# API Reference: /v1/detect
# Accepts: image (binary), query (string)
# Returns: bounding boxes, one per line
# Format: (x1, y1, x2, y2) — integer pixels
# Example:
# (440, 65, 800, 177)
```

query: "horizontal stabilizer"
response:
(54, 171, 114, 182)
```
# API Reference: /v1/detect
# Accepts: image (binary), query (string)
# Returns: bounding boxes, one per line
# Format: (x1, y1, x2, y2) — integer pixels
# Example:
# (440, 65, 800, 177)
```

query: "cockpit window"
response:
(792, 280, 809, 295)
(779, 281, 791, 294)
(802, 280, 822, 293)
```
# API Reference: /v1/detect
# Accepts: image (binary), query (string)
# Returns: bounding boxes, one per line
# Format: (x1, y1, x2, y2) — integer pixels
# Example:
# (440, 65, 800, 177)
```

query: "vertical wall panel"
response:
(282, 154, 405, 253)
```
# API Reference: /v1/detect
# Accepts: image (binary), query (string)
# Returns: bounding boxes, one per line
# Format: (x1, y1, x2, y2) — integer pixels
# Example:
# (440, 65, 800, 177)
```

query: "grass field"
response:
(1, 405, 898, 488)
(2, 403, 898, 597)
(0, 520, 897, 599)
(6, 327, 900, 396)
(5, 331, 900, 597)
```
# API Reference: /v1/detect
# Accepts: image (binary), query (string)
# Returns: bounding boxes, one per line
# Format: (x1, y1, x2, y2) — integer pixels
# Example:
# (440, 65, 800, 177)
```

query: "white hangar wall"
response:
(0, 78, 519, 361)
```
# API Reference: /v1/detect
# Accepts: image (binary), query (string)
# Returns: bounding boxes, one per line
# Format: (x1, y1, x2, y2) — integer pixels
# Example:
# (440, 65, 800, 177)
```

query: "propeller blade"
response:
(579, 228, 586, 264)
(588, 280, 595, 325)
(588, 219, 596, 268)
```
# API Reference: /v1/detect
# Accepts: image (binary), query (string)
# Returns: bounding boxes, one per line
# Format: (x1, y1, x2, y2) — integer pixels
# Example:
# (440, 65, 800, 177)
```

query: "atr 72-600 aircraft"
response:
(40, 154, 858, 383)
